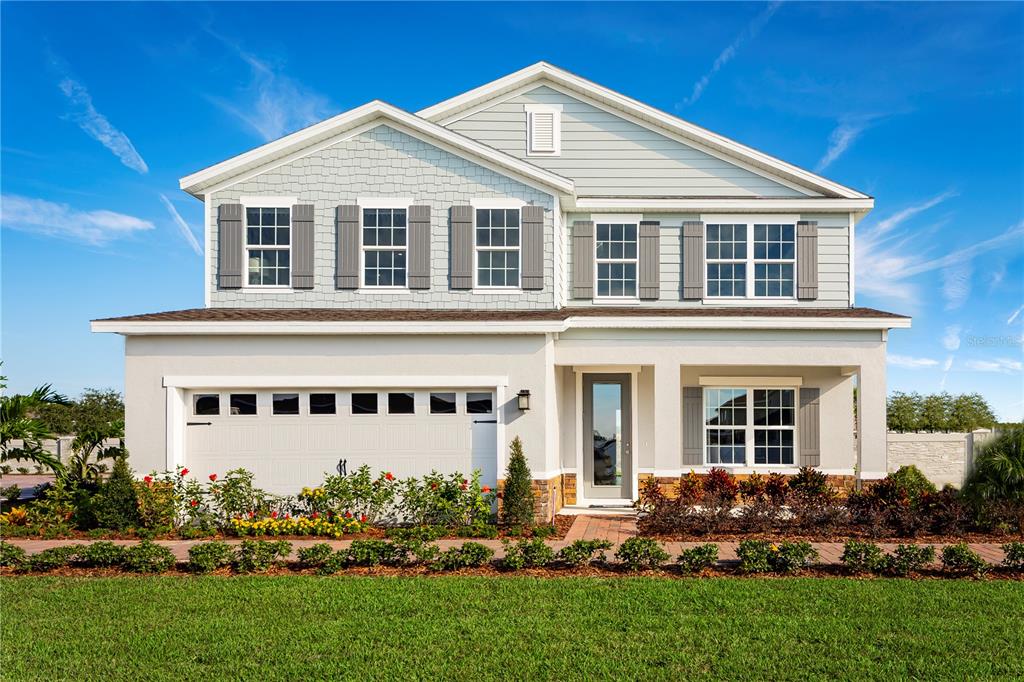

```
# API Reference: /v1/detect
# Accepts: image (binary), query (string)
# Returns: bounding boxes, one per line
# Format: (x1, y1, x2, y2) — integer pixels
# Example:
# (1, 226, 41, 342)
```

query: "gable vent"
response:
(526, 104, 561, 156)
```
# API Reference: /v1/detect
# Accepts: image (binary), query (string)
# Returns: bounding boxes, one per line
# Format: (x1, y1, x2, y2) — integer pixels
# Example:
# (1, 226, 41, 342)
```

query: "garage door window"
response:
(273, 393, 299, 415)
(351, 393, 378, 415)
(467, 392, 493, 414)
(230, 394, 257, 416)
(309, 393, 336, 415)
(193, 394, 220, 416)
(430, 393, 457, 414)
(388, 392, 415, 414)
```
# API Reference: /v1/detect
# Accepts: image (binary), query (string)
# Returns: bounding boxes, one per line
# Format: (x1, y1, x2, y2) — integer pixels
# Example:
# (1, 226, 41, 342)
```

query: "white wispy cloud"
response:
(873, 190, 957, 236)
(964, 358, 1023, 374)
(1008, 304, 1024, 325)
(57, 77, 148, 174)
(1, 194, 154, 245)
(888, 354, 940, 369)
(681, 1, 782, 106)
(942, 262, 972, 310)
(940, 355, 954, 390)
(159, 194, 202, 256)
(942, 325, 963, 351)
(815, 118, 870, 172)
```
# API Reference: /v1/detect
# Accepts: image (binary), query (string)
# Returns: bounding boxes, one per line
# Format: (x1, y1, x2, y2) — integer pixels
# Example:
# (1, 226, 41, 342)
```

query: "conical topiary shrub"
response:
(500, 437, 535, 527)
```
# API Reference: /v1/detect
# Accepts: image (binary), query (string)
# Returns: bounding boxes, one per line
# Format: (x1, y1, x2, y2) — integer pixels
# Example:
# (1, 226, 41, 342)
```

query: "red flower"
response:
(460, 484, 468, 491)
(209, 474, 217, 482)
(462, 479, 468, 486)
(143, 475, 153, 486)
(249, 511, 255, 518)
(360, 514, 367, 523)
(271, 511, 278, 519)
(311, 512, 319, 519)
(431, 482, 439, 490)
(180, 468, 189, 477)
(344, 511, 353, 519)
(482, 486, 491, 493)
(385, 472, 394, 481)
(190, 499, 198, 507)
(284, 513, 290, 520)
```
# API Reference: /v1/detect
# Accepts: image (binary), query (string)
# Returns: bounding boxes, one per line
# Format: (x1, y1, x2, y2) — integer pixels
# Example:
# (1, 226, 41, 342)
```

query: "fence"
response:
(886, 429, 998, 488)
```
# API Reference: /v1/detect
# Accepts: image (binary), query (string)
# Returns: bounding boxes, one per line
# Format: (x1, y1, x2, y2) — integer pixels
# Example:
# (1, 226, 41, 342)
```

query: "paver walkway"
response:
(2, 515, 1010, 564)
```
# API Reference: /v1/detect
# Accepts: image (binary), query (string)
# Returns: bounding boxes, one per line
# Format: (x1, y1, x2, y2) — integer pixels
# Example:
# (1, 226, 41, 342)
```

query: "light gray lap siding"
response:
(447, 86, 812, 199)
(209, 125, 555, 309)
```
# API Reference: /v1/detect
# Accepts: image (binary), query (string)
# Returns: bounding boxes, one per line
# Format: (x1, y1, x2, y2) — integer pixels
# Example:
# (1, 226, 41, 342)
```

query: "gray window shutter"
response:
(639, 220, 660, 300)
(335, 205, 359, 289)
(290, 204, 315, 289)
(799, 387, 821, 467)
(682, 221, 705, 300)
(408, 205, 431, 289)
(450, 205, 474, 289)
(217, 203, 243, 289)
(571, 220, 594, 299)
(682, 386, 703, 466)
(797, 221, 819, 300)
(521, 205, 544, 290)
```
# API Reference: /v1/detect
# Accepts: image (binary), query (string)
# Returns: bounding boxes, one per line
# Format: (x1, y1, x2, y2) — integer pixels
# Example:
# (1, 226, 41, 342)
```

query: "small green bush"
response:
(556, 539, 612, 568)
(122, 540, 176, 573)
(531, 525, 556, 539)
(431, 542, 494, 571)
(941, 542, 989, 577)
(736, 540, 774, 573)
(1002, 541, 1024, 570)
(234, 540, 291, 573)
(73, 541, 126, 568)
(296, 543, 335, 569)
(737, 540, 817, 574)
(840, 540, 887, 574)
(885, 544, 936, 577)
(614, 537, 669, 571)
(676, 544, 719, 574)
(345, 539, 393, 567)
(500, 437, 535, 527)
(1, 483, 21, 504)
(454, 522, 499, 539)
(887, 465, 938, 500)
(0, 541, 27, 568)
(501, 538, 555, 570)
(315, 551, 348, 576)
(26, 546, 78, 572)
(389, 539, 439, 566)
(188, 541, 235, 574)
(91, 457, 140, 531)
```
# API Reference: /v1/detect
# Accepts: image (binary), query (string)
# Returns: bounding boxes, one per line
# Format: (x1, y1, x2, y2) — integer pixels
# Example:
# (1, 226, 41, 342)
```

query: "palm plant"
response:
(0, 371, 68, 474)
(63, 420, 126, 484)
(964, 427, 1024, 503)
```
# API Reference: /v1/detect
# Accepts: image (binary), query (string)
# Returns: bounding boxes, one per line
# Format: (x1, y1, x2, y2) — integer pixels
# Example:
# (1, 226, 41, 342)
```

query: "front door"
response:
(582, 374, 632, 502)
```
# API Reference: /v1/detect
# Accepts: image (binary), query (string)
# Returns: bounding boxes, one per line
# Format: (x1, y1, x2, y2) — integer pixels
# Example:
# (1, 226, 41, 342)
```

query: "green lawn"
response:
(2, 576, 1022, 680)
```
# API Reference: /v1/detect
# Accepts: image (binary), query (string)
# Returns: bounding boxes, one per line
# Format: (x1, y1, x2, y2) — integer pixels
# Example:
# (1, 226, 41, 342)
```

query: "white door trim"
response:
(574, 366, 641, 507)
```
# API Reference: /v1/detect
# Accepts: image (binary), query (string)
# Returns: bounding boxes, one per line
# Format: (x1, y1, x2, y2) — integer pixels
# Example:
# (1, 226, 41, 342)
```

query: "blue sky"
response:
(2, 2, 1022, 419)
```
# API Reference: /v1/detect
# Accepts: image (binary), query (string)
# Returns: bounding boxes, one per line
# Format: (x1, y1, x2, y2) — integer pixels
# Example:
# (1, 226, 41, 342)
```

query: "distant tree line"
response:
(33, 388, 124, 436)
(887, 392, 997, 433)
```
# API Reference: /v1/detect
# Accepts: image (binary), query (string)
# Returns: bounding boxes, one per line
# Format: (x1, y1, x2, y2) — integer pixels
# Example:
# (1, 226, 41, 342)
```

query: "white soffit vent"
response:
(525, 103, 561, 156)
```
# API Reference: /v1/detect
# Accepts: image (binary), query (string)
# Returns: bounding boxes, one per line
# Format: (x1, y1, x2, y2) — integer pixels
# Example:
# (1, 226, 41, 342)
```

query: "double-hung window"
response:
(246, 207, 290, 286)
(706, 222, 796, 298)
(363, 208, 407, 287)
(476, 208, 520, 287)
(595, 222, 638, 298)
(704, 387, 796, 466)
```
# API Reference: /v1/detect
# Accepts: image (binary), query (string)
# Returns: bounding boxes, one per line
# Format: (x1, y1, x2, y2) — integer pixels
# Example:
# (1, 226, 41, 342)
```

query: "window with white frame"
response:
(476, 208, 520, 287)
(246, 207, 290, 286)
(595, 223, 638, 298)
(363, 208, 407, 287)
(704, 387, 796, 466)
(706, 222, 796, 298)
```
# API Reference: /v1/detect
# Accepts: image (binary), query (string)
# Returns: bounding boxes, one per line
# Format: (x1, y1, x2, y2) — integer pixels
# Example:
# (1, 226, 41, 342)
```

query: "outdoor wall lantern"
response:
(516, 390, 531, 411)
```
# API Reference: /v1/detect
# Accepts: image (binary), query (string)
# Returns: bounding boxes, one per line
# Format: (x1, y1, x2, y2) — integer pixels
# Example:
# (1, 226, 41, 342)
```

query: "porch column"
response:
(653, 363, 683, 474)
(857, 354, 888, 479)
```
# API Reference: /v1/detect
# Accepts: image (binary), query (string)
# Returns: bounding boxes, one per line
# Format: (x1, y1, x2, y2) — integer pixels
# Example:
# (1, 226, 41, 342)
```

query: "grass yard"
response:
(2, 576, 1022, 680)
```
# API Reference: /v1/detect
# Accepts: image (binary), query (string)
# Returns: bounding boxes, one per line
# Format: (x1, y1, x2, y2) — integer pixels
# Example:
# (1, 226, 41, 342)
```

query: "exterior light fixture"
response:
(516, 390, 531, 411)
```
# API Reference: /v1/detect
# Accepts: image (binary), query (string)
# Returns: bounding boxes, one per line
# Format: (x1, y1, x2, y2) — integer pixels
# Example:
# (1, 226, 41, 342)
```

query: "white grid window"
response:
(706, 222, 797, 299)
(476, 208, 520, 287)
(363, 208, 407, 287)
(704, 388, 796, 467)
(246, 207, 290, 286)
(753, 224, 795, 297)
(705, 224, 746, 297)
(596, 223, 637, 298)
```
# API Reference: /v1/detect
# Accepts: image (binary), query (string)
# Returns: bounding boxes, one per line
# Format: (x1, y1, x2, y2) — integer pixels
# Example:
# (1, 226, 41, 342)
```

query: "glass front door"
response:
(582, 374, 632, 501)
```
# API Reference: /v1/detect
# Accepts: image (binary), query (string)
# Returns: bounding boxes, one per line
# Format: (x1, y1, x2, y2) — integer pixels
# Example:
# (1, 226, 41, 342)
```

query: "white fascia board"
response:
(418, 62, 869, 200)
(179, 100, 574, 198)
(164, 375, 509, 389)
(569, 197, 875, 213)
(699, 376, 803, 387)
(565, 315, 910, 330)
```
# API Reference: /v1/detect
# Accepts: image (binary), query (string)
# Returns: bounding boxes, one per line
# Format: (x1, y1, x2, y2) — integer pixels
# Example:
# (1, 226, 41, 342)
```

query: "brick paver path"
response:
(2, 515, 1010, 564)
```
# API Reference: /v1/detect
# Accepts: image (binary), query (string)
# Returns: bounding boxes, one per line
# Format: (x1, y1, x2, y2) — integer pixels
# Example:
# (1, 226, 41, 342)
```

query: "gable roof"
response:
(179, 100, 574, 199)
(418, 62, 869, 201)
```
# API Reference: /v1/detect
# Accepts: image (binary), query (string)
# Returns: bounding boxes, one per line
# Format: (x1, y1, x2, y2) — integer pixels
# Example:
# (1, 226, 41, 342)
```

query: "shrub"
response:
(840, 540, 887, 574)
(1, 484, 21, 504)
(941, 542, 989, 577)
(73, 541, 126, 568)
(615, 537, 669, 571)
(390, 539, 439, 566)
(234, 539, 291, 573)
(229, 514, 365, 539)
(788, 467, 830, 497)
(296, 543, 335, 569)
(502, 538, 555, 570)
(501, 437, 535, 527)
(187, 541, 235, 574)
(676, 544, 718, 574)
(122, 540, 176, 573)
(531, 524, 556, 539)
(454, 522, 499, 539)
(887, 466, 937, 500)
(884, 544, 935, 577)
(431, 542, 494, 571)
(737, 540, 817, 574)
(0, 541, 28, 568)
(788, 489, 847, 535)
(26, 546, 77, 572)
(315, 551, 348, 576)
(556, 539, 612, 568)
(345, 539, 393, 567)
(919, 487, 971, 535)
(693, 468, 738, 535)
(398, 470, 496, 528)
(208, 468, 274, 524)
(134, 479, 175, 531)
(315, 465, 398, 524)
(91, 457, 140, 531)
(964, 427, 1024, 505)
(1001, 542, 1024, 571)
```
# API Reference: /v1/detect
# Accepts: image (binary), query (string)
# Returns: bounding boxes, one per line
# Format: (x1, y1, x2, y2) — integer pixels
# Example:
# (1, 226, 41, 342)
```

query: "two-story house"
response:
(93, 63, 909, 518)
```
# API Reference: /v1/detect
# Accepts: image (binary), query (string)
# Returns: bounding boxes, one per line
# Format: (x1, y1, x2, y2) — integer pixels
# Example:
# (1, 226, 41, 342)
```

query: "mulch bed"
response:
(642, 529, 1024, 544)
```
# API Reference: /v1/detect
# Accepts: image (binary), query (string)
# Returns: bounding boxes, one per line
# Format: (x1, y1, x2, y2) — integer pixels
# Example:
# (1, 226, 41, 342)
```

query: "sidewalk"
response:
(2, 515, 1010, 564)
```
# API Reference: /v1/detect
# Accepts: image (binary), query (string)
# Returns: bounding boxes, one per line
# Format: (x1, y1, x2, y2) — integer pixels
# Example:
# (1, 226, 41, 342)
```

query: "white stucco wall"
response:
(886, 432, 975, 488)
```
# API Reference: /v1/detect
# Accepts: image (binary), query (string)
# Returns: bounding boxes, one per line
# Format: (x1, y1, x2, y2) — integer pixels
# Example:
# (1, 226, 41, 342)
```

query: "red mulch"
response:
(642, 529, 1024, 543)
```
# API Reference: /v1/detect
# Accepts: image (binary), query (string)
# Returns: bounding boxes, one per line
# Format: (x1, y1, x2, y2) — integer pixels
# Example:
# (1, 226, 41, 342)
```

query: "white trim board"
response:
(699, 376, 803, 387)
(163, 375, 510, 389)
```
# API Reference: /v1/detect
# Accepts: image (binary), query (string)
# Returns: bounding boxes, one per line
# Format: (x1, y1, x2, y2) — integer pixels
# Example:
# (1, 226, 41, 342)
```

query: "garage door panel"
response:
(270, 424, 303, 451)
(350, 423, 382, 449)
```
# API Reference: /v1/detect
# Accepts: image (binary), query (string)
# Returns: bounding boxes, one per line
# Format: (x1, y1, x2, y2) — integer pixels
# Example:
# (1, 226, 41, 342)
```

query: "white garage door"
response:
(185, 388, 498, 495)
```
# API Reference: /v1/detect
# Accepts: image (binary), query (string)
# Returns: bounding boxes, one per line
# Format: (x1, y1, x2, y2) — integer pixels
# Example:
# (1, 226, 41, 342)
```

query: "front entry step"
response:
(559, 506, 637, 517)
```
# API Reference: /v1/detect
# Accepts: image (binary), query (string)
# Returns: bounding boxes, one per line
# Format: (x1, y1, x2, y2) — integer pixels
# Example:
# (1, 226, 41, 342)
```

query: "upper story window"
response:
(704, 387, 796, 466)
(706, 223, 795, 299)
(246, 207, 290, 286)
(595, 223, 638, 298)
(363, 208, 407, 287)
(476, 208, 520, 287)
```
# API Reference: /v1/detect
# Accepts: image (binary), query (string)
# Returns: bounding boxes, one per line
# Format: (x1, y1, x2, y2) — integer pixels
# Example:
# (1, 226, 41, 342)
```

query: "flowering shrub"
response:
(614, 537, 669, 571)
(314, 465, 399, 523)
(941, 542, 989, 578)
(501, 538, 555, 570)
(676, 544, 719, 574)
(556, 539, 612, 568)
(399, 471, 496, 528)
(134, 478, 175, 531)
(229, 514, 366, 538)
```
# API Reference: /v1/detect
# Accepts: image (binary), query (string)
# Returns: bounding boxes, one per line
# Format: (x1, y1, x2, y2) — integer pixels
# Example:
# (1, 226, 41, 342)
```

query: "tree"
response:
(500, 437, 535, 527)
(34, 387, 124, 436)
(0, 369, 68, 473)
(63, 420, 126, 485)
(887, 392, 921, 432)
(92, 455, 140, 530)
(887, 391, 997, 433)
(949, 393, 997, 432)
(964, 427, 1024, 503)
(920, 393, 953, 432)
